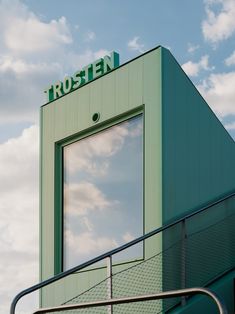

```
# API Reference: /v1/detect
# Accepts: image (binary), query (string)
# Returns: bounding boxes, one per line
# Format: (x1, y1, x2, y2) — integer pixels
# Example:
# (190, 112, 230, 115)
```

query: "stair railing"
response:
(32, 287, 228, 314)
(10, 190, 235, 314)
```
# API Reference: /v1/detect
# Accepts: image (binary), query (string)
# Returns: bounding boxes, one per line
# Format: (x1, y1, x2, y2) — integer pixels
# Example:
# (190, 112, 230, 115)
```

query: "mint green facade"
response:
(40, 46, 235, 312)
(40, 47, 163, 308)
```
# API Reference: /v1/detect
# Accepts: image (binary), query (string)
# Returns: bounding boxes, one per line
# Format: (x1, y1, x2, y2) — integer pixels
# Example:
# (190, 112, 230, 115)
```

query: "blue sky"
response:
(0, 0, 235, 313)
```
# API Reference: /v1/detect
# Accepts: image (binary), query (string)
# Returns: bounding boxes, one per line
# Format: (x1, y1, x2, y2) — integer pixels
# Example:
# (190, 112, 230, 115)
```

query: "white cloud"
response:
(187, 43, 200, 53)
(85, 31, 96, 42)
(0, 56, 62, 123)
(128, 119, 143, 137)
(0, 0, 72, 123)
(0, 0, 72, 56)
(122, 232, 135, 243)
(65, 118, 143, 179)
(225, 51, 235, 66)
(197, 71, 235, 117)
(0, 55, 62, 78)
(224, 121, 235, 130)
(64, 118, 143, 181)
(202, 0, 235, 44)
(66, 49, 110, 72)
(64, 123, 129, 176)
(0, 125, 38, 193)
(81, 217, 94, 232)
(0, 125, 39, 313)
(128, 36, 145, 53)
(65, 230, 118, 257)
(0, 1, 111, 124)
(64, 182, 114, 216)
(5, 16, 72, 55)
(0, 48, 112, 124)
(93, 49, 110, 60)
(182, 55, 213, 77)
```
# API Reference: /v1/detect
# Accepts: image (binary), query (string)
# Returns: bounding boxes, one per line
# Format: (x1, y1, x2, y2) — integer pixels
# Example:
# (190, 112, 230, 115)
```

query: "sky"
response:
(1, 0, 235, 313)
(64, 115, 143, 270)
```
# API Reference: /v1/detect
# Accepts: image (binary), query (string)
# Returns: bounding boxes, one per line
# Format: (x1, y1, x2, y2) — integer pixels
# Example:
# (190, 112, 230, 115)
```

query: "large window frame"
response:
(54, 107, 145, 274)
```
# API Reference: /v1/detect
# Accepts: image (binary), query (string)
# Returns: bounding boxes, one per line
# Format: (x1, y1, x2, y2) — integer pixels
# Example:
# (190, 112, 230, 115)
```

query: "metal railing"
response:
(10, 190, 235, 314)
(32, 288, 228, 314)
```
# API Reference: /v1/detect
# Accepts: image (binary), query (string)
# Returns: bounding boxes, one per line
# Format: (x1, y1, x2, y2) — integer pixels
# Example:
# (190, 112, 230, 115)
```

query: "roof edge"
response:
(41, 45, 164, 108)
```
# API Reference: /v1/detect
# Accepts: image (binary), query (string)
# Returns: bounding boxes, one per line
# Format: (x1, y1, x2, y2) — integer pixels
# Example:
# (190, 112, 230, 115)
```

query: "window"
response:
(63, 114, 143, 270)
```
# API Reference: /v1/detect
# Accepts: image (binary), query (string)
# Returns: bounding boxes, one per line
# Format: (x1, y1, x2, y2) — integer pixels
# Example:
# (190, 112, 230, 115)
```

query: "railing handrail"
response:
(10, 189, 235, 314)
(32, 287, 228, 314)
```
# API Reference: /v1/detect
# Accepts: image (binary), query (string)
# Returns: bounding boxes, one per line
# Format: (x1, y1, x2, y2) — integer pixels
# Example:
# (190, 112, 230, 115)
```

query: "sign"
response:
(44, 51, 119, 103)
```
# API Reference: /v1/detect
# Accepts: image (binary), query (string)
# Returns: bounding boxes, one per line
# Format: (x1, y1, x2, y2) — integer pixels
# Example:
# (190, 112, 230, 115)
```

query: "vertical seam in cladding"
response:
(141, 55, 144, 109)
(143, 104, 146, 259)
(39, 107, 43, 306)
(161, 48, 164, 224)
(142, 57, 145, 259)
(127, 63, 129, 108)
(160, 47, 164, 309)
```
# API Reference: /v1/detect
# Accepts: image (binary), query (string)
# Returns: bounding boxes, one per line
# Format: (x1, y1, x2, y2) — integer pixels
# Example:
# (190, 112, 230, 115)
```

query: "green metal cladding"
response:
(40, 46, 235, 311)
(162, 48, 235, 222)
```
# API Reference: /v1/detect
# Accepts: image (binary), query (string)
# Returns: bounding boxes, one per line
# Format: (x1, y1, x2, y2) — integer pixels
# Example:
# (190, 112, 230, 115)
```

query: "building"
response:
(13, 46, 235, 313)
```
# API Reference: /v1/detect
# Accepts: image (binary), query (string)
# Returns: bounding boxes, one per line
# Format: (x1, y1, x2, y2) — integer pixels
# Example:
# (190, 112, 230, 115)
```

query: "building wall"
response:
(161, 49, 235, 312)
(162, 48, 235, 223)
(40, 46, 235, 311)
(40, 47, 163, 307)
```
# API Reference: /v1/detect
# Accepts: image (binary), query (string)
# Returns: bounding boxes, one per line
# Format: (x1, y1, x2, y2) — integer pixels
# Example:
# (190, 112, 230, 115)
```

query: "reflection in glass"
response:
(63, 115, 143, 270)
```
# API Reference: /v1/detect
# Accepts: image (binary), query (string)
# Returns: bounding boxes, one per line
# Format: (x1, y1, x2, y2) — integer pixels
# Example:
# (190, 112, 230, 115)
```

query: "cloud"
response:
(122, 232, 135, 243)
(64, 118, 143, 178)
(0, 56, 62, 123)
(187, 43, 200, 53)
(128, 36, 145, 53)
(64, 182, 114, 216)
(0, 49, 112, 124)
(0, 124, 38, 193)
(225, 50, 235, 66)
(0, 0, 72, 123)
(81, 217, 94, 232)
(0, 125, 39, 313)
(5, 16, 72, 55)
(64, 123, 129, 176)
(224, 121, 235, 130)
(128, 119, 143, 137)
(84, 31, 96, 42)
(65, 230, 118, 257)
(182, 55, 214, 77)
(0, 0, 72, 56)
(202, 0, 235, 44)
(66, 49, 110, 72)
(197, 71, 235, 117)
(0, 1, 111, 125)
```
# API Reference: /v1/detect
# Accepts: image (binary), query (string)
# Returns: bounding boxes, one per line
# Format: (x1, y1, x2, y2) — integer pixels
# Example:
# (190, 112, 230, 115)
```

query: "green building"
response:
(11, 46, 235, 314)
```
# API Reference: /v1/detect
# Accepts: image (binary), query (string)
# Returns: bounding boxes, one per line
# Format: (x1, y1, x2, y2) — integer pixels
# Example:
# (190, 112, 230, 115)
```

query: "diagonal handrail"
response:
(32, 288, 228, 314)
(10, 189, 235, 314)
